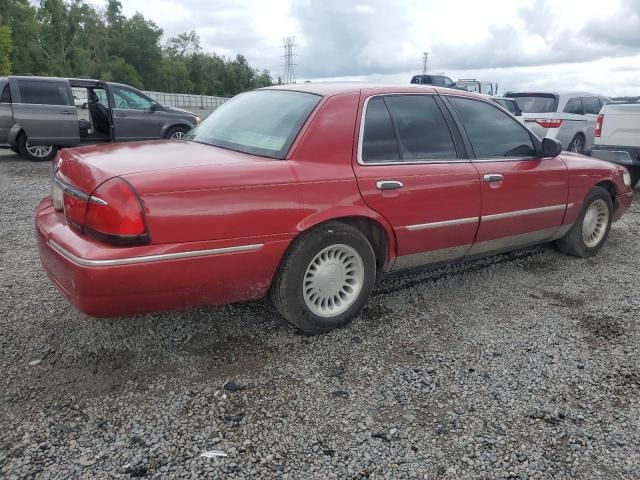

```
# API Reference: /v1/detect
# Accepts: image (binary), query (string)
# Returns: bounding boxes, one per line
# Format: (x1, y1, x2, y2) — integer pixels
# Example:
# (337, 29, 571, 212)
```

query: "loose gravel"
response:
(1, 148, 639, 479)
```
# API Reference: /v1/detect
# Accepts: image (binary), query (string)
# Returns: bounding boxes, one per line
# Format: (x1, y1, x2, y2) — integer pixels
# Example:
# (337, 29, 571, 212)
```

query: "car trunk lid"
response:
(55, 140, 272, 196)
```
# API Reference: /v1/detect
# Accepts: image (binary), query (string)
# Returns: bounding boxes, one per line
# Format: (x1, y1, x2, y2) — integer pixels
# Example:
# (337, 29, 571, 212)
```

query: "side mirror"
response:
(541, 137, 562, 157)
(150, 102, 161, 112)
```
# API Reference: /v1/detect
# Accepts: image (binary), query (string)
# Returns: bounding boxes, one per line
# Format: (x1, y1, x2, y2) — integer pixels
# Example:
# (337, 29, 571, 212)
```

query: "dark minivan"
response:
(0, 76, 200, 161)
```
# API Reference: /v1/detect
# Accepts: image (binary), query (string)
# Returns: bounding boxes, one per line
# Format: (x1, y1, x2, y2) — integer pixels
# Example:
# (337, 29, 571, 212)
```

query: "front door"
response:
(9, 77, 79, 146)
(353, 94, 482, 271)
(109, 85, 164, 141)
(444, 95, 569, 256)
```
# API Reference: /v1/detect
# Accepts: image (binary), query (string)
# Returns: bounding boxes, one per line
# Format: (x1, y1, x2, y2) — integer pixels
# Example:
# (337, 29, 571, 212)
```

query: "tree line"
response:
(0, 0, 274, 96)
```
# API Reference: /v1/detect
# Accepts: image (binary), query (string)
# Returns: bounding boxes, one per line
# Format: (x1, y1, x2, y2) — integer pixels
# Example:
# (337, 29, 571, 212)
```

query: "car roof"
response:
(262, 82, 482, 98)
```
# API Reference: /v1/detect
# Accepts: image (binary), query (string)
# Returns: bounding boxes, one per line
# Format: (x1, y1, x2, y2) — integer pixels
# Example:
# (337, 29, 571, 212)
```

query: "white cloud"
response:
(97, 0, 640, 96)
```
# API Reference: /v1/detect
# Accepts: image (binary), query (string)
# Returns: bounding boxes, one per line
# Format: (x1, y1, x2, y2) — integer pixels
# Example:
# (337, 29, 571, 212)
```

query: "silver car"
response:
(504, 91, 610, 153)
(0, 76, 200, 161)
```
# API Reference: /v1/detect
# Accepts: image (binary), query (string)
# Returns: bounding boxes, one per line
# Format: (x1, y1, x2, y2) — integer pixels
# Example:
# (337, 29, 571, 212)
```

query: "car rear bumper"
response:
(586, 145, 640, 168)
(36, 197, 290, 317)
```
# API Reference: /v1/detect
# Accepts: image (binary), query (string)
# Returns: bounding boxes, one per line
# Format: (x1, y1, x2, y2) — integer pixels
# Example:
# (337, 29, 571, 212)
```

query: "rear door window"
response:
(362, 97, 400, 162)
(449, 97, 536, 158)
(582, 97, 601, 115)
(563, 97, 584, 114)
(17, 79, 71, 106)
(384, 95, 457, 160)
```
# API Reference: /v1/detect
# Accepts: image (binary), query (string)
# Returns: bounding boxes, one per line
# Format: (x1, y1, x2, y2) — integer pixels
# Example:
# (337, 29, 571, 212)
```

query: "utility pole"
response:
(283, 36, 296, 84)
(422, 52, 428, 75)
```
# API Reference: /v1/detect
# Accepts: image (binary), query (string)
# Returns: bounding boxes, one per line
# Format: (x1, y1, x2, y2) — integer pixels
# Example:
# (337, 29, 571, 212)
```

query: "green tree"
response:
(0, 25, 12, 75)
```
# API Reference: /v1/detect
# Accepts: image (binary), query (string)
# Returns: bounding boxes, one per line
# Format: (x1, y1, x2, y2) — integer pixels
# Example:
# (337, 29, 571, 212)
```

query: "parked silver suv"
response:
(504, 91, 610, 154)
(0, 76, 200, 161)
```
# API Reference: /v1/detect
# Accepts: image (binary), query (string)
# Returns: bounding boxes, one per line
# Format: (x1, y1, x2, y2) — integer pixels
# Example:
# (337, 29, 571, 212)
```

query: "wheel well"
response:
(595, 180, 616, 203)
(333, 217, 389, 269)
(165, 124, 191, 137)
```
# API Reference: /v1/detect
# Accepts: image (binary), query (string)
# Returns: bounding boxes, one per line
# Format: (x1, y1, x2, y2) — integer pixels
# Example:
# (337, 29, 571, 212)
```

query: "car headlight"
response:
(194, 115, 201, 124)
(623, 169, 631, 187)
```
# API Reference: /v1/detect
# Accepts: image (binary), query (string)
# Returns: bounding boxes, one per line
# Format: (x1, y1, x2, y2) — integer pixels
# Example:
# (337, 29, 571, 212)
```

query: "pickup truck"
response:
(589, 102, 640, 188)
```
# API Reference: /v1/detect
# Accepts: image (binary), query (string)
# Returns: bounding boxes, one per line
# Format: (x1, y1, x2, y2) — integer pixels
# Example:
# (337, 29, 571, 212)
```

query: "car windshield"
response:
(187, 90, 321, 159)
(506, 93, 558, 113)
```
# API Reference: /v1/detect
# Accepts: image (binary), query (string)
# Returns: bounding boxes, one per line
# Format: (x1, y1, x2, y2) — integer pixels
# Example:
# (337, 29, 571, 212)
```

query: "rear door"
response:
(353, 93, 481, 271)
(9, 77, 79, 145)
(109, 85, 165, 141)
(444, 95, 569, 255)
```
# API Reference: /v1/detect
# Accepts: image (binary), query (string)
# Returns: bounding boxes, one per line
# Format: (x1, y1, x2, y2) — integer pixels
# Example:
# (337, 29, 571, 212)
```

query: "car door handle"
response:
(60, 110, 75, 115)
(483, 174, 504, 183)
(114, 113, 127, 117)
(376, 180, 404, 190)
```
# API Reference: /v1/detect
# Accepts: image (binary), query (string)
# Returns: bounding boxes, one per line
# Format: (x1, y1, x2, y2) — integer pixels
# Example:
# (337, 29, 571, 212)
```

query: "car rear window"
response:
(188, 90, 320, 159)
(17, 79, 71, 106)
(505, 93, 558, 113)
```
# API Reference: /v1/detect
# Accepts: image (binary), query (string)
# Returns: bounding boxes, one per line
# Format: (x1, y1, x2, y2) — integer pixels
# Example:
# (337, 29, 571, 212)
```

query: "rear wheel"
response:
(567, 134, 585, 154)
(556, 186, 613, 258)
(165, 125, 189, 140)
(270, 222, 377, 334)
(18, 134, 57, 162)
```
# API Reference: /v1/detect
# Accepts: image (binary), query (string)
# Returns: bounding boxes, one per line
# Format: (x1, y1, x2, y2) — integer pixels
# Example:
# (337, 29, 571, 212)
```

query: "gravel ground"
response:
(1, 148, 639, 479)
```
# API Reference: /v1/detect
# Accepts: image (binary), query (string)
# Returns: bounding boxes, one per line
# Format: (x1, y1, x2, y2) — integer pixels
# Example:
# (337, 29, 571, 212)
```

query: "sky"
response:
(100, 0, 640, 96)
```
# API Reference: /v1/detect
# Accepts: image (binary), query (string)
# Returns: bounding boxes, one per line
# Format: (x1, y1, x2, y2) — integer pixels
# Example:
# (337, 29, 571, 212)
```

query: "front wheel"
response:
(270, 222, 377, 334)
(556, 186, 613, 258)
(18, 134, 58, 162)
(165, 126, 189, 140)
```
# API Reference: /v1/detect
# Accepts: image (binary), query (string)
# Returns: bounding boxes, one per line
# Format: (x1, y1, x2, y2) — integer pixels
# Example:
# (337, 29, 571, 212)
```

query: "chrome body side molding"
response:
(481, 204, 566, 222)
(406, 216, 479, 231)
(48, 240, 264, 267)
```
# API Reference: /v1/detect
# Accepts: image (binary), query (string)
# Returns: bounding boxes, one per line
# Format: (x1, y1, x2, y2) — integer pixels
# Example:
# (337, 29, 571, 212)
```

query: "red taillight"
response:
(595, 114, 603, 137)
(84, 177, 149, 245)
(535, 119, 563, 129)
(63, 191, 88, 228)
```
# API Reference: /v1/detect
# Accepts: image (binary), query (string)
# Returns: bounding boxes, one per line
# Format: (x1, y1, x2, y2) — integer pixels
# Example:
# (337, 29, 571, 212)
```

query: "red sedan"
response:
(36, 84, 634, 333)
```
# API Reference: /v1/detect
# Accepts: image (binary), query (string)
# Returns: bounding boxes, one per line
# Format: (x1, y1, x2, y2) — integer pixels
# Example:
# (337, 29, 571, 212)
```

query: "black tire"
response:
(567, 134, 585, 154)
(165, 125, 189, 140)
(629, 168, 640, 189)
(10, 146, 19, 154)
(270, 221, 377, 334)
(556, 186, 613, 258)
(17, 133, 57, 162)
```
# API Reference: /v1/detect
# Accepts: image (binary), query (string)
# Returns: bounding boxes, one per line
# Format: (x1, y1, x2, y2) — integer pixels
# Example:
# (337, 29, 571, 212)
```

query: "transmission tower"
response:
(422, 52, 429, 75)
(283, 36, 297, 84)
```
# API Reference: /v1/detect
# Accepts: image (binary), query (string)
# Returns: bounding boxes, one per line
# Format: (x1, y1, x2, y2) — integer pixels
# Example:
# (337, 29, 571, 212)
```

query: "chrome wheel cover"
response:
(582, 199, 609, 248)
(170, 131, 186, 140)
(25, 141, 53, 158)
(303, 244, 364, 318)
